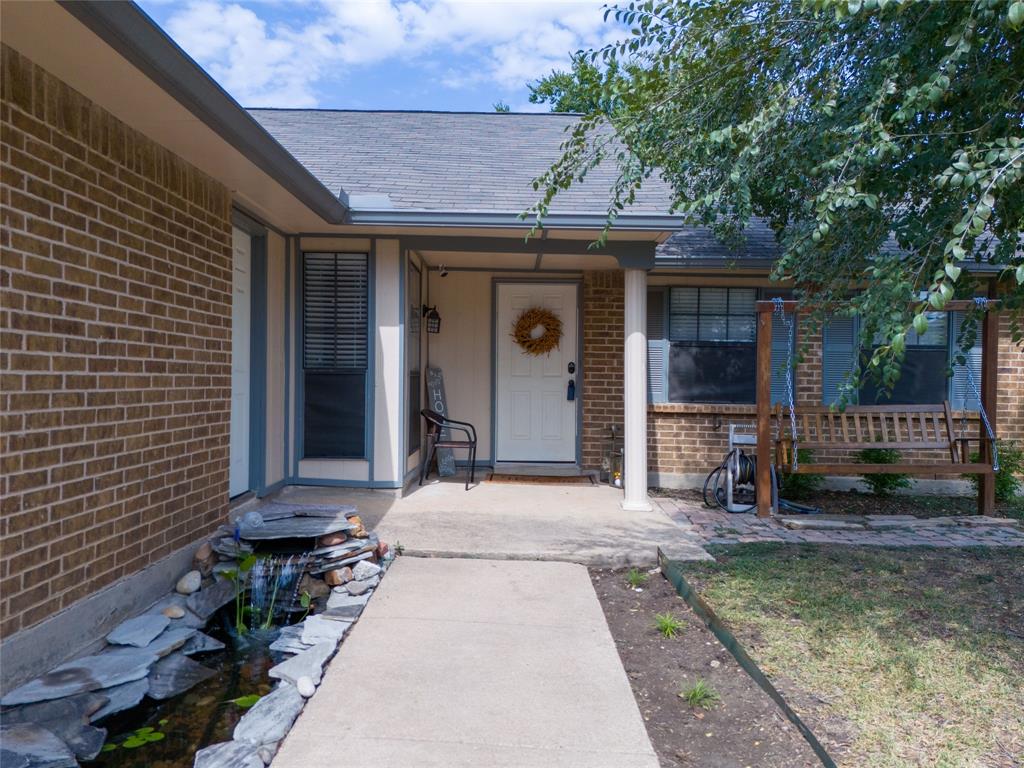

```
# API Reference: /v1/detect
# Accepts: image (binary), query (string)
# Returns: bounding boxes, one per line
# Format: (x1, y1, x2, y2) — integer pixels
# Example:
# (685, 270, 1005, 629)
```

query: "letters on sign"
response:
(424, 367, 456, 476)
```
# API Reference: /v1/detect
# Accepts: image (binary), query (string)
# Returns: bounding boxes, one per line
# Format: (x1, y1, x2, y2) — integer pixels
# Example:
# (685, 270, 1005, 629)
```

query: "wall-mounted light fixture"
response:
(422, 305, 441, 334)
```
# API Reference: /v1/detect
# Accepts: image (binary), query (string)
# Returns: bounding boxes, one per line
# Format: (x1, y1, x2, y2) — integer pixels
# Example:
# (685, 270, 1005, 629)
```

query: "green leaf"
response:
(1016, 264, 1024, 284)
(913, 313, 929, 335)
(229, 694, 263, 709)
(945, 263, 962, 281)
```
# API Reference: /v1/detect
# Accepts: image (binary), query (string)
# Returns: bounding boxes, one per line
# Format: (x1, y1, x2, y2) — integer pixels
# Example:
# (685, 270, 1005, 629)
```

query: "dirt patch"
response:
(590, 567, 820, 768)
(655, 487, 1023, 518)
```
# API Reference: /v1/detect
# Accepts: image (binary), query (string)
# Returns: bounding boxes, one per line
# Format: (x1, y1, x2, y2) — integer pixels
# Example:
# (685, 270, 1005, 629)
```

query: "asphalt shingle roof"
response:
(250, 108, 785, 264)
(248, 108, 677, 215)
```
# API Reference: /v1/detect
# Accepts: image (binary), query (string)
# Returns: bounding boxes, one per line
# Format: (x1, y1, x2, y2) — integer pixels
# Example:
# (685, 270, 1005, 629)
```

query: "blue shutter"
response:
(822, 316, 858, 406)
(950, 310, 982, 410)
(770, 312, 794, 406)
(647, 288, 668, 403)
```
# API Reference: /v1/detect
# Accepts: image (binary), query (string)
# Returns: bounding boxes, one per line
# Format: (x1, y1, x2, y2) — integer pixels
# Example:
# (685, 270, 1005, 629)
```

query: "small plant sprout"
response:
(680, 679, 720, 710)
(626, 568, 649, 589)
(653, 612, 685, 639)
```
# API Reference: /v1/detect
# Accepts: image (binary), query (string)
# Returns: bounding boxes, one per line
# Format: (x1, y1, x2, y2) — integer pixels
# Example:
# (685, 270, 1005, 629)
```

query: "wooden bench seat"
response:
(774, 402, 995, 476)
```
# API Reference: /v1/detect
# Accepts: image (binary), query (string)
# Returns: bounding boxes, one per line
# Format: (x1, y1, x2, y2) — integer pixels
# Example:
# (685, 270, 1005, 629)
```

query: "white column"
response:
(622, 268, 651, 512)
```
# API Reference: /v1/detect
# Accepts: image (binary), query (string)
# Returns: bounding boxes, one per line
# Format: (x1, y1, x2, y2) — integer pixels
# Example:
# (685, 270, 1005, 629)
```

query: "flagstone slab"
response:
(186, 579, 235, 620)
(89, 679, 150, 722)
(181, 632, 226, 655)
(300, 616, 350, 646)
(0, 724, 77, 768)
(239, 515, 354, 541)
(146, 653, 216, 701)
(326, 591, 371, 611)
(233, 684, 305, 746)
(1, 648, 158, 706)
(107, 614, 171, 648)
(194, 740, 264, 768)
(269, 642, 335, 687)
(142, 626, 198, 658)
(145, 595, 205, 628)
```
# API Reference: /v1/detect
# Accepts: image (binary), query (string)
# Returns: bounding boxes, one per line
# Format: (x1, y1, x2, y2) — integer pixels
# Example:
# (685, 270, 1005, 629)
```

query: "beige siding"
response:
(373, 239, 403, 483)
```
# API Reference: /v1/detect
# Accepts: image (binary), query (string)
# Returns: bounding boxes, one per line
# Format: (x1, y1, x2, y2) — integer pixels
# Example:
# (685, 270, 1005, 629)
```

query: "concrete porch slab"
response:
(271, 557, 660, 768)
(272, 481, 710, 567)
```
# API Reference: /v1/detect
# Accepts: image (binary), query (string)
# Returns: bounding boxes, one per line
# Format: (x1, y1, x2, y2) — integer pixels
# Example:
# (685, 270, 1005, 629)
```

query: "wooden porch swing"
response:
(754, 297, 1001, 517)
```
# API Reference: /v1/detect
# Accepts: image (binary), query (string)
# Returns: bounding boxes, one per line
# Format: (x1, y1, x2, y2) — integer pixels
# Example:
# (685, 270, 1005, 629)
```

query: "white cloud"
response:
(156, 0, 618, 107)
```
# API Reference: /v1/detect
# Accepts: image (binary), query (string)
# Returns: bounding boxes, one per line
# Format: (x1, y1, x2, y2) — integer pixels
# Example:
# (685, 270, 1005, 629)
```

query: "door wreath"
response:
(511, 307, 563, 356)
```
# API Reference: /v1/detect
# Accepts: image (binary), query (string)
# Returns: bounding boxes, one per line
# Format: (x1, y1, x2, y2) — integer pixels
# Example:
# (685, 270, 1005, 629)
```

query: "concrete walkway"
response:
(273, 481, 710, 565)
(272, 557, 660, 768)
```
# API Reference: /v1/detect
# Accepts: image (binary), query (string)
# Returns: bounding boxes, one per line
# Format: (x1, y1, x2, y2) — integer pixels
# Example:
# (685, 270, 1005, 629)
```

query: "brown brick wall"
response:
(0, 45, 233, 637)
(581, 270, 624, 468)
(580, 271, 1024, 482)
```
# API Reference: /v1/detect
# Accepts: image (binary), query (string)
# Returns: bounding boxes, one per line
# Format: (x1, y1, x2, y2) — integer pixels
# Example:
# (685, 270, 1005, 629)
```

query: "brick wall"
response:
(0, 45, 233, 638)
(580, 270, 1024, 483)
(581, 270, 624, 468)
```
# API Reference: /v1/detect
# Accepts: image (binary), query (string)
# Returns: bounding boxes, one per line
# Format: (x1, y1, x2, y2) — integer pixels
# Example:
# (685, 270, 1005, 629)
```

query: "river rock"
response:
(295, 676, 316, 698)
(351, 560, 381, 581)
(345, 580, 371, 596)
(89, 679, 149, 721)
(318, 532, 348, 547)
(348, 515, 369, 538)
(233, 684, 304, 745)
(162, 604, 186, 619)
(1, 647, 158, 706)
(181, 632, 226, 655)
(269, 642, 334, 687)
(147, 653, 217, 701)
(193, 740, 263, 768)
(186, 578, 235, 620)
(323, 567, 353, 587)
(193, 541, 217, 577)
(107, 614, 171, 648)
(298, 574, 331, 599)
(176, 570, 202, 595)
(300, 616, 350, 646)
(0, 724, 77, 768)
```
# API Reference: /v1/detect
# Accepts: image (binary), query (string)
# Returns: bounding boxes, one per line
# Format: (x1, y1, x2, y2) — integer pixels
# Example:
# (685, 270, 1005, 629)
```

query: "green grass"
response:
(682, 544, 1024, 768)
(679, 679, 720, 710)
(653, 611, 685, 639)
(626, 567, 649, 588)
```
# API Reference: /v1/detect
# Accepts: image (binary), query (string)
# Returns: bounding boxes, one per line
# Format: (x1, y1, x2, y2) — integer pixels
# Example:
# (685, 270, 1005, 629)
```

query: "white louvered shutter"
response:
(950, 310, 982, 410)
(647, 288, 667, 403)
(822, 316, 857, 406)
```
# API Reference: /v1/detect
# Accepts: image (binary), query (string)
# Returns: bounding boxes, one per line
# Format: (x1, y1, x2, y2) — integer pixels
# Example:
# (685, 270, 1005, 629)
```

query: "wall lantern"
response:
(422, 305, 441, 334)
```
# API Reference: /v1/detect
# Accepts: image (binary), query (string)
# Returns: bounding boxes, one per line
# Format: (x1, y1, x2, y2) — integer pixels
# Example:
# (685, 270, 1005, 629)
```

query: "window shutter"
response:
(770, 313, 793, 406)
(302, 253, 368, 371)
(822, 316, 857, 406)
(950, 310, 982, 410)
(647, 288, 667, 403)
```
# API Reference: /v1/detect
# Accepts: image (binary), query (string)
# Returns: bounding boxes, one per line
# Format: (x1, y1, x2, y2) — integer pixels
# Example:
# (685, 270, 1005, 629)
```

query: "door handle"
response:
(567, 379, 576, 401)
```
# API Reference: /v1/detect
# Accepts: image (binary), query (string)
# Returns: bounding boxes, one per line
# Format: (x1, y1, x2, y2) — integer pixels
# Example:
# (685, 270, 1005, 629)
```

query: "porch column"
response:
(622, 268, 652, 512)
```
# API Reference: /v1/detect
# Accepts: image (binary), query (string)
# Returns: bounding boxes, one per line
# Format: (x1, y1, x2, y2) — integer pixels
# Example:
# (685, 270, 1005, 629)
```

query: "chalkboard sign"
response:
(424, 366, 456, 476)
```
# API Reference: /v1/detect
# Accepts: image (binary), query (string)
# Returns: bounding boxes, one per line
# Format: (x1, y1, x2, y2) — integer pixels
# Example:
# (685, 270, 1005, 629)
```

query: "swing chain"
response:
(963, 297, 999, 471)
(771, 297, 798, 471)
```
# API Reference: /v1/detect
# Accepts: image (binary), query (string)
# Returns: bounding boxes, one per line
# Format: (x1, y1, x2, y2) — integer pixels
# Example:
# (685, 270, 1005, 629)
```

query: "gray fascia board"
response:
(347, 208, 681, 232)
(401, 235, 654, 264)
(58, 1, 349, 224)
(654, 258, 777, 271)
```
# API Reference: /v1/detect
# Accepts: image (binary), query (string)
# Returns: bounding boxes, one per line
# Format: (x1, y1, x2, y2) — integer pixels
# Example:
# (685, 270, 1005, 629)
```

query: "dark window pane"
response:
(860, 348, 948, 405)
(408, 371, 421, 456)
(303, 373, 366, 458)
(668, 344, 756, 404)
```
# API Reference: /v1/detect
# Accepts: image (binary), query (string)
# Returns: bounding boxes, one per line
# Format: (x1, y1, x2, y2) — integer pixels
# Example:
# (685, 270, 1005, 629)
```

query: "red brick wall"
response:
(580, 271, 1024, 482)
(0, 45, 233, 637)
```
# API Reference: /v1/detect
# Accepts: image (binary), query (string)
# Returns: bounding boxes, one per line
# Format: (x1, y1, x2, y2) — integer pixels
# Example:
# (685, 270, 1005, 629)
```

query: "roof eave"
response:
(346, 208, 683, 233)
(59, 0, 349, 225)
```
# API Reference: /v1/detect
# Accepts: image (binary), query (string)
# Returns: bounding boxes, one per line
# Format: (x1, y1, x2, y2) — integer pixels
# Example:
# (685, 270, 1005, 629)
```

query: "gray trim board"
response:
(402, 236, 655, 268)
(58, 1, 348, 224)
(348, 209, 680, 232)
(249, 233, 268, 495)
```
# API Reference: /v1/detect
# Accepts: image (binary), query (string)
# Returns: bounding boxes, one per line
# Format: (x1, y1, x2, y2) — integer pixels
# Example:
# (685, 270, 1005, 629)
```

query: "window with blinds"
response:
(302, 252, 369, 459)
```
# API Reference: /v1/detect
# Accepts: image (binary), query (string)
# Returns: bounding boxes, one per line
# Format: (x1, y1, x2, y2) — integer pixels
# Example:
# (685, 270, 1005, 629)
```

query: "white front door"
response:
(495, 282, 578, 462)
(229, 227, 251, 497)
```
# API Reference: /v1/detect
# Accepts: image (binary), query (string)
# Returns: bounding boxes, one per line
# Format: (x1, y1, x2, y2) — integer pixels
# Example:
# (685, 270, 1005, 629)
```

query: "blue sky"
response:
(137, 0, 620, 112)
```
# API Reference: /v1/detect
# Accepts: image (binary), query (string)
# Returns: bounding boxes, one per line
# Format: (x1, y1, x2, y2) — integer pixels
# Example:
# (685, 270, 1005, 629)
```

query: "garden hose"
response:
(702, 449, 821, 515)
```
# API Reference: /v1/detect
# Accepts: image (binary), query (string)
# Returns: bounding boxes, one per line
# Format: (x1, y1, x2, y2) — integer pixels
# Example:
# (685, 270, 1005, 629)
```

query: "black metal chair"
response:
(419, 409, 477, 490)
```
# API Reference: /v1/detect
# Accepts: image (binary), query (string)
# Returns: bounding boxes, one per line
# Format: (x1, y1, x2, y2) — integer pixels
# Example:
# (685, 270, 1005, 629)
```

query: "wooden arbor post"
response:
(755, 303, 774, 517)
